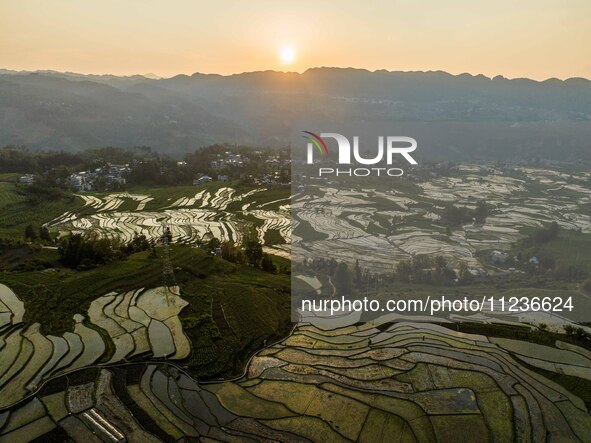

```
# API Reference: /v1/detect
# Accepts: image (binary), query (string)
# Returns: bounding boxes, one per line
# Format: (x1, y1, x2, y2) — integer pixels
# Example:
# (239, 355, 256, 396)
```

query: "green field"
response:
(511, 229, 591, 278)
(0, 245, 292, 378)
(0, 173, 21, 182)
(0, 183, 81, 238)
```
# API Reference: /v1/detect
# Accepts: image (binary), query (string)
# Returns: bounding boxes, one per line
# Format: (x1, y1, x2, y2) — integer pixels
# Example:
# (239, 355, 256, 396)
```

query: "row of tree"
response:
(394, 255, 457, 285)
(303, 254, 461, 297)
(217, 229, 279, 273)
(24, 224, 52, 243)
(1, 144, 289, 190)
(58, 232, 151, 269)
(27, 219, 281, 273)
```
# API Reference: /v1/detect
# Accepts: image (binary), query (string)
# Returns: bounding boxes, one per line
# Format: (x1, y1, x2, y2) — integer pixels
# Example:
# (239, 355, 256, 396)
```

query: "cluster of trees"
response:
(58, 232, 151, 269)
(24, 224, 53, 243)
(0, 146, 154, 174)
(185, 144, 290, 184)
(520, 256, 587, 280)
(0, 237, 21, 253)
(40, 221, 281, 273)
(441, 200, 491, 228)
(514, 222, 558, 271)
(0, 146, 82, 174)
(524, 221, 560, 246)
(128, 158, 194, 187)
(563, 324, 590, 341)
(395, 255, 457, 285)
(18, 183, 68, 203)
(217, 229, 278, 273)
(303, 258, 381, 295)
(302, 255, 463, 296)
(58, 234, 124, 269)
(512, 223, 590, 280)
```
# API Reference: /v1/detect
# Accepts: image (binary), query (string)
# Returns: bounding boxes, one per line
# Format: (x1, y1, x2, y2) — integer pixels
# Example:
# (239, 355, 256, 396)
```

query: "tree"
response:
(458, 263, 473, 284)
(354, 259, 362, 289)
(162, 226, 173, 244)
(333, 262, 353, 295)
(39, 226, 52, 243)
(529, 221, 560, 244)
(126, 232, 150, 253)
(207, 237, 221, 252)
(261, 254, 276, 273)
(24, 224, 37, 241)
(221, 240, 244, 263)
(244, 228, 263, 267)
(474, 200, 490, 225)
(443, 204, 471, 227)
(396, 260, 413, 283)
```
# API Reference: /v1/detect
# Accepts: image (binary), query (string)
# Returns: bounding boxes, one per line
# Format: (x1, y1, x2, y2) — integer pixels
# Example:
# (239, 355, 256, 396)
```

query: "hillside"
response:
(1, 68, 590, 161)
(0, 245, 292, 379)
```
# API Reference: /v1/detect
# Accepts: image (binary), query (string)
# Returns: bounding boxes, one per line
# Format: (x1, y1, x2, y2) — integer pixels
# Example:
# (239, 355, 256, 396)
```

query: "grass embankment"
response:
(0, 183, 81, 238)
(0, 245, 292, 378)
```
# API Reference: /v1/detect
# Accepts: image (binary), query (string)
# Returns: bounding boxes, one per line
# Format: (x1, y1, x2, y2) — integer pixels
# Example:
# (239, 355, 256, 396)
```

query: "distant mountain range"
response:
(1, 67, 590, 162)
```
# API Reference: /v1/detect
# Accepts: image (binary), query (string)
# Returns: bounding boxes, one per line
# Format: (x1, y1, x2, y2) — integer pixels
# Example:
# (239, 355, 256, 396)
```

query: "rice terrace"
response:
(1, 152, 591, 441)
(2, 0, 591, 439)
(45, 184, 291, 259)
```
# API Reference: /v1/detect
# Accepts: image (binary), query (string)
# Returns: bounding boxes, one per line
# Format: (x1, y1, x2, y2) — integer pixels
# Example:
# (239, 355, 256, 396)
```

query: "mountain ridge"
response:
(2, 66, 590, 83)
(1, 67, 590, 161)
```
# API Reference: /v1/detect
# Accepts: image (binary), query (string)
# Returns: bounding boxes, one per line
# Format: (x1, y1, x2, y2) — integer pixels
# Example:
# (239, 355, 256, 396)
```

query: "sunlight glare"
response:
(280, 46, 296, 65)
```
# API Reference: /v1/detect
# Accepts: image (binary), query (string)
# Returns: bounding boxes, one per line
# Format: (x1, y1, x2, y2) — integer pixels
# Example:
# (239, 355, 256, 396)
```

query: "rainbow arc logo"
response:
(302, 131, 329, 156)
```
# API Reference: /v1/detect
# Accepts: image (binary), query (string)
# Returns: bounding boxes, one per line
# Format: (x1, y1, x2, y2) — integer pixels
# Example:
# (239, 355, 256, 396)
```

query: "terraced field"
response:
(2, 317, 590, 441)
(293, 166, 591, 273)
(2, 166, 590, 441)
(0, 284, 190, 410)
(45, 185, 291, 255)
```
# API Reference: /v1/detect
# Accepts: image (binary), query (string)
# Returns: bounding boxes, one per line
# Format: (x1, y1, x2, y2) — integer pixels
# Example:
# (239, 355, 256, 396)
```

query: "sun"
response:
(279, 46, 296, 65)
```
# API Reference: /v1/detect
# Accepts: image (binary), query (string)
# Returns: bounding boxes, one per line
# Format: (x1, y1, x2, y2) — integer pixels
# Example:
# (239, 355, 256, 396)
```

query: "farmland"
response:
(291, 165, 591, 331)
(293, 166, 591, 273)
(0, 245, 291, 392)
(41, 182, 291, 258)
(2, 316, 590, 441)
(1, 164, 591, 441)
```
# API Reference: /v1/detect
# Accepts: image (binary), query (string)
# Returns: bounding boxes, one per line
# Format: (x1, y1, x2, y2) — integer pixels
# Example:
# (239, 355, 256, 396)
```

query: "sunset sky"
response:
(1, 0, 590, 80)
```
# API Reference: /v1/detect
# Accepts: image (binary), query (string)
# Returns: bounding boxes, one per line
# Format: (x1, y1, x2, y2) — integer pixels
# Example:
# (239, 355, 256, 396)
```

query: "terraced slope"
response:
(2, 318, 590, 441)
(292, 167, 591, 273)
(0, 284, 190, 409)
(46, 186, 291, 255)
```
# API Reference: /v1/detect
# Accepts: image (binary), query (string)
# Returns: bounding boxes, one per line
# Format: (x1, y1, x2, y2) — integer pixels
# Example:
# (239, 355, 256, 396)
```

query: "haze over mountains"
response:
(1, 67, 590, 162)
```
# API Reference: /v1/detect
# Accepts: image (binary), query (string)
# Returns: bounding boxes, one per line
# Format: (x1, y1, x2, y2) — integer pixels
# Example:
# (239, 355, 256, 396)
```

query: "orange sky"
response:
(1, 0, 590, 80)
